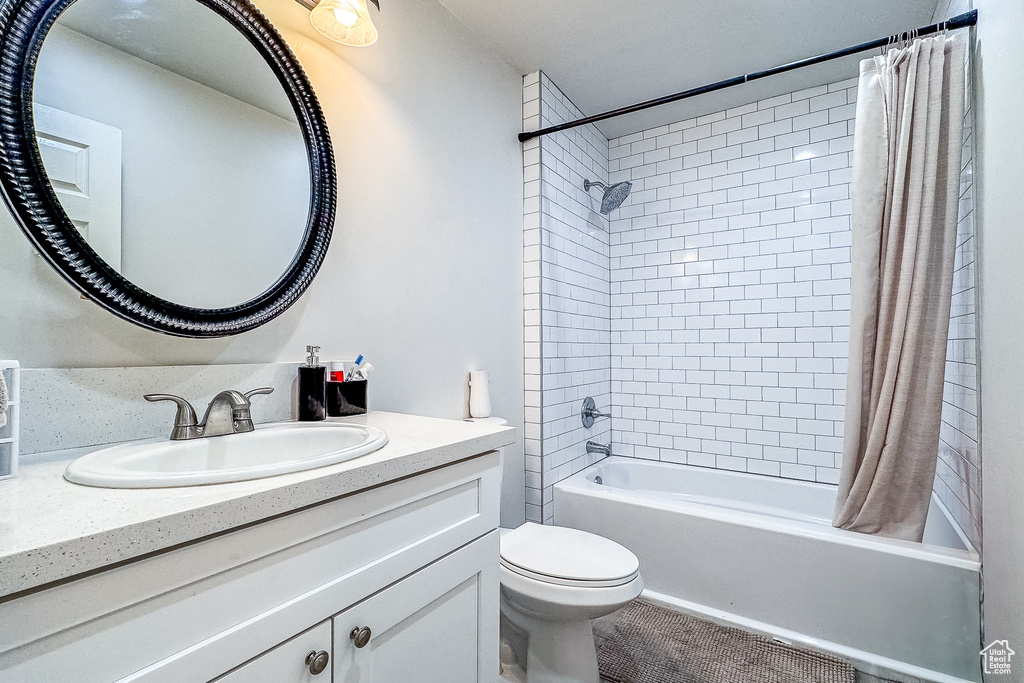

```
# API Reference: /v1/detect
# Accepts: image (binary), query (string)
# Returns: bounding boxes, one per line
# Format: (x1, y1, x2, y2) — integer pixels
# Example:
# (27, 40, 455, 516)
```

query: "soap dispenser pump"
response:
(298, 345, 327, 421)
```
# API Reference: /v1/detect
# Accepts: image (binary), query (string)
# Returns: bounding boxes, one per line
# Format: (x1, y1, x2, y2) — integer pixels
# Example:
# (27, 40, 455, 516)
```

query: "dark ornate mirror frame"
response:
(0, 0, 336, 337)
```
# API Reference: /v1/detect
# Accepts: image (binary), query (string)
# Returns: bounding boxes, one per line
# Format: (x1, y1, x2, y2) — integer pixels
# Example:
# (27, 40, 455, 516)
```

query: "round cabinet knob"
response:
(305, 650, 329, 675)
(349, 626, 372, 649)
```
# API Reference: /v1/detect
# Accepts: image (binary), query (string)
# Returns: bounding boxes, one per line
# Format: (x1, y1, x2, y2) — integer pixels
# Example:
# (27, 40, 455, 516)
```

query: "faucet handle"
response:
(581, 396, 611, 428)
(144, 394, 200, 440)
(144, 393, 198, 424)
(229, 388, 274, 435)
(243, 387, 275, 401)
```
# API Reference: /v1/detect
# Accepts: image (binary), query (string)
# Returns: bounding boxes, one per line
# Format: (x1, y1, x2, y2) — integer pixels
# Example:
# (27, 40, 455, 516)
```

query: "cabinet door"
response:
(213, 620, 332, 683)
(333, 531, 498, 683)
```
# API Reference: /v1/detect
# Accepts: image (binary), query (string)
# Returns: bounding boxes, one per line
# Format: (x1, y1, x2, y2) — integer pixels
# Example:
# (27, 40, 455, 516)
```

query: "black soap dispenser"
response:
(298, 345, 327, 421)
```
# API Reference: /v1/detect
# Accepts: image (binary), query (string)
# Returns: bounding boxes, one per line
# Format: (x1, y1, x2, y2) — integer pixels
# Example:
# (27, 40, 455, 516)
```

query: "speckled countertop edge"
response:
(0, 412, 515, 598)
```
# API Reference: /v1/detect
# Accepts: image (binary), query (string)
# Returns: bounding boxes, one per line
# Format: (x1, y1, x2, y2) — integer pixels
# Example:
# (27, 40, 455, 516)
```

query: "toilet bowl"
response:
(499, 523, 643, 683)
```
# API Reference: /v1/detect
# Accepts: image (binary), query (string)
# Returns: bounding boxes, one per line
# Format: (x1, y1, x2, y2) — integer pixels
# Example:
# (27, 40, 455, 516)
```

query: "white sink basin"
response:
(64, 421, 388, 488)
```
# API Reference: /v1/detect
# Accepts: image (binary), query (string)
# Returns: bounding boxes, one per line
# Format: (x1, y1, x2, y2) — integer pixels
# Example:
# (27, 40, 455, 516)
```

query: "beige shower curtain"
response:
(833, 34, 966, 542)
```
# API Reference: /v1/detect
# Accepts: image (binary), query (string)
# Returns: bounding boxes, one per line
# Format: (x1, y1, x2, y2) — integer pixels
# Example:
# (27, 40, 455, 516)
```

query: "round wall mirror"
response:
(0, 0, 335, 336)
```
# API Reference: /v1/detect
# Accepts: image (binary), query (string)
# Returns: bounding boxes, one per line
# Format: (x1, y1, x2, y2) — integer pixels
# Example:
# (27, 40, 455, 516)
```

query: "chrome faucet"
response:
(586, 441, 611, 457)
(145, 387, 274, 440)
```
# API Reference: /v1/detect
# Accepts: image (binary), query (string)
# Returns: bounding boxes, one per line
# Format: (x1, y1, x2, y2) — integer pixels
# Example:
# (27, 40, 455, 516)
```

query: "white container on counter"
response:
(0, 360, 19, 480)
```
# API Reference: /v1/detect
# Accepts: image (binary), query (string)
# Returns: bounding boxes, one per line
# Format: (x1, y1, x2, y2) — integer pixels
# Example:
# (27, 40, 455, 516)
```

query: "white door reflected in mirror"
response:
(34, 104, 123, 272)
(31, 0, 311, 309)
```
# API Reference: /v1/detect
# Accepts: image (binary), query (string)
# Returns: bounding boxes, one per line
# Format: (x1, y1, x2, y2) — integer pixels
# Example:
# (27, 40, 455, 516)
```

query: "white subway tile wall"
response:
(523, 72, 543, 523)
(607, 78, 859, 485)
(932, 0, 981, 551)
(524, 50, 979, 546)
(523, 73, 613, 523)
(530, 72, 612, 524)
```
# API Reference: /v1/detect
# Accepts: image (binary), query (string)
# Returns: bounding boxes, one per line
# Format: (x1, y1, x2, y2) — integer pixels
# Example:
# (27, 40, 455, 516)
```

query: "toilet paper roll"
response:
(469, 370, 491, 418)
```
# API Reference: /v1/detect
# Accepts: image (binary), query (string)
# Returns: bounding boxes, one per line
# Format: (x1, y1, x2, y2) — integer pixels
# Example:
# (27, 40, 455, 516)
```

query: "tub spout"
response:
(587, 441, 611, 457)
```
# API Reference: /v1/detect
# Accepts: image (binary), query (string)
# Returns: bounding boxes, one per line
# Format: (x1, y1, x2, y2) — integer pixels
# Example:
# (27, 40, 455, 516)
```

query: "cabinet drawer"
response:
(214, 621, 332, 683)
(0, 452, 500, 683)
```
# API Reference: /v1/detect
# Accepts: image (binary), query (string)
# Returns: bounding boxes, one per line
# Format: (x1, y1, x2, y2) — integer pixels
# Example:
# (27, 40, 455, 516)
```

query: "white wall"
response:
(969, 0, 1024, 663)
(0, 0, 527, 526)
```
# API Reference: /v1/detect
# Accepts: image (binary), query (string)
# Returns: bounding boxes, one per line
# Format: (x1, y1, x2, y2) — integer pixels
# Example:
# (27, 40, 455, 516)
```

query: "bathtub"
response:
(553, 457, 982, 683)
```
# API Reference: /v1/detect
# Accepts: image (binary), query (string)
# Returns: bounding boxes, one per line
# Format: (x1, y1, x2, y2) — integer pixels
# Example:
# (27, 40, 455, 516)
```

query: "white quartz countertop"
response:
(0, 411, 515, 599)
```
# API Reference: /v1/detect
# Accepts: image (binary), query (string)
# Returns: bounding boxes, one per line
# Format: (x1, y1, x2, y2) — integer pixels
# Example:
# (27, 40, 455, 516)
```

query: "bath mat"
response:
(595, 599, 856, 683)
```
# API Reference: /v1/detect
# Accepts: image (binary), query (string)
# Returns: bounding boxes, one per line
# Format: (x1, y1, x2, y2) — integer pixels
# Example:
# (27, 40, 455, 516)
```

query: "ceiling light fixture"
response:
(301, 0, 379, 47)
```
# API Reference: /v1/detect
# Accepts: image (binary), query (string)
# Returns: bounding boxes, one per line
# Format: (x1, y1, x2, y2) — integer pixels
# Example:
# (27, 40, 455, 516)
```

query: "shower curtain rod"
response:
(517, 10, 977, 143)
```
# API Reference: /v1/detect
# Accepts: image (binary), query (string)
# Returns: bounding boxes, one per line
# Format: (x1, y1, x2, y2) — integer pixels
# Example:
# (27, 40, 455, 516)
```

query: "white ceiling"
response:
(436, 0, 938, 139)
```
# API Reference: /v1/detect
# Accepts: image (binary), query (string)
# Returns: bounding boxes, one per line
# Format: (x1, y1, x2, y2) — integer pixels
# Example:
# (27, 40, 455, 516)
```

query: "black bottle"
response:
(298, 345, 327, 421)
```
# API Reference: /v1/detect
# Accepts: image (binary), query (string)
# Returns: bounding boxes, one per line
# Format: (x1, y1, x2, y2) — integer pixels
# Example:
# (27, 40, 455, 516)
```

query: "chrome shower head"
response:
(584, 179, 632, 214)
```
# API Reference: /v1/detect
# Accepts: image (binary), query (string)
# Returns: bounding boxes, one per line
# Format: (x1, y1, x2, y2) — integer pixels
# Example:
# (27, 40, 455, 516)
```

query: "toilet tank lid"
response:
(500, 523, 639, 583)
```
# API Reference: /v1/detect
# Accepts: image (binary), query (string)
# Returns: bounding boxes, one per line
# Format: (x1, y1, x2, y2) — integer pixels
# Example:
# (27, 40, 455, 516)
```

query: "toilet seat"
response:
(500, 523, 640, 588)
(500, 559, 639, 588)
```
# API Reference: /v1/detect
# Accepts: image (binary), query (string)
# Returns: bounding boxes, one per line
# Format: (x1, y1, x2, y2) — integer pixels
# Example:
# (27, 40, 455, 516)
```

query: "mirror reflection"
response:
(33, 0, 311, 309)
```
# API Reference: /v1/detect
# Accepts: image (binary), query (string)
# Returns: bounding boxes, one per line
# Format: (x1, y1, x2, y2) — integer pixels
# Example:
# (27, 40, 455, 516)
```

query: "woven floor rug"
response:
(595, 599, 857, 683)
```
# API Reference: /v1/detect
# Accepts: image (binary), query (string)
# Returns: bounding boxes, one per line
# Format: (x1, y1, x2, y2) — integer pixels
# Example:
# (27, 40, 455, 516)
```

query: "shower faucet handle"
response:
(581, 396, 611, 429)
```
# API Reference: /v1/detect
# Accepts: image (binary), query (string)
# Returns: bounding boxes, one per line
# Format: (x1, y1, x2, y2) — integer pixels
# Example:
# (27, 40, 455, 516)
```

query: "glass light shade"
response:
(310, 0, 378, 46)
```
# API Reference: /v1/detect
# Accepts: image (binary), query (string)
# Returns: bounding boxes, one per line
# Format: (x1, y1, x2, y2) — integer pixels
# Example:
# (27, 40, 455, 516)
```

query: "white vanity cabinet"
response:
(0, 450, 501, 683)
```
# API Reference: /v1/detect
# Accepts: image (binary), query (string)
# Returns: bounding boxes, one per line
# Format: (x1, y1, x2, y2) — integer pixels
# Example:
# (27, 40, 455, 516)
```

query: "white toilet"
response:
(499, 523, 643, 683)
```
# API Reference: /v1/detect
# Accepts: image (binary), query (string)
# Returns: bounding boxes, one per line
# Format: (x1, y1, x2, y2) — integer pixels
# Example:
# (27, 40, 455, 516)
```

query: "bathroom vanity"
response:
(0, 412, 513, 682)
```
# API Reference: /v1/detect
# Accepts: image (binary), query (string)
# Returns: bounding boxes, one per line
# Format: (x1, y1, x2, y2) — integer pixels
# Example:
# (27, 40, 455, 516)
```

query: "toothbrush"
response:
(347, 355, 364, 381)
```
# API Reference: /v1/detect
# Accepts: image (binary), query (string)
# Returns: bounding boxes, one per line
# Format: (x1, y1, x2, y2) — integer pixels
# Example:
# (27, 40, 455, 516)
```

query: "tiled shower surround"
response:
(523, 72, 611, 524)
(524, 48, 980, 550)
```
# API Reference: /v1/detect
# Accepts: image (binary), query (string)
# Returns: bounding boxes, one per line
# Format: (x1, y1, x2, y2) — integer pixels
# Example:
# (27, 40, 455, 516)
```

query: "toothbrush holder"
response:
(327, 380, 368, 417)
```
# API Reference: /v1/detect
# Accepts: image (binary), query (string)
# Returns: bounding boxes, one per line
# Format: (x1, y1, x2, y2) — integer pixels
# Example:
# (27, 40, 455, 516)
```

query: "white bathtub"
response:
(553, 457, 982, 683)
